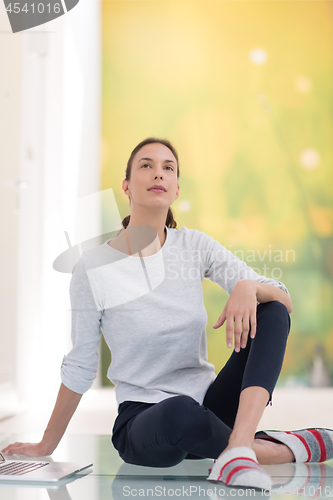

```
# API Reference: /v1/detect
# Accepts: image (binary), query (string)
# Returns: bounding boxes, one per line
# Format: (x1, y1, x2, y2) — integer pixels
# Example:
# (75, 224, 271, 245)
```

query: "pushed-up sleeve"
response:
(197, 230, 290, 297)
(60, 257, 103, 394)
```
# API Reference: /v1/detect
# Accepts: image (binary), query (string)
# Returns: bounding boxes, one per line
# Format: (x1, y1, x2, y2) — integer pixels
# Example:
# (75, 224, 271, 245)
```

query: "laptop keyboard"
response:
(0, 461, 49, 476)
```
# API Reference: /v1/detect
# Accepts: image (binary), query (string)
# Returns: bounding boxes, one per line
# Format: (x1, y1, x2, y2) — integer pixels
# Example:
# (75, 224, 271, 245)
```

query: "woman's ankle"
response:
(227, 430, 254, 450)
(253, 438, 295, 465)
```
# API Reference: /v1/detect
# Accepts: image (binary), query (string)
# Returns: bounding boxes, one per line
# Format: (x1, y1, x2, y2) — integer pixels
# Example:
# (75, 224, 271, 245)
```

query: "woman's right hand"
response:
(0, 383, 82, 459)
(1, 440, 54, 457)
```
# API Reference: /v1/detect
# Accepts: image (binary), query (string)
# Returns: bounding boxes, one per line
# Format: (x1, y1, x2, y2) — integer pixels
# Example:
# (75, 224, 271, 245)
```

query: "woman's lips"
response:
(148, 189, 166, 193)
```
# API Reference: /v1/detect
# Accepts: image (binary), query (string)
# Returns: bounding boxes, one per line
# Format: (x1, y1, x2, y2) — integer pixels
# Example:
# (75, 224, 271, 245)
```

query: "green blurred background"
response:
(100, 0, 333, 387)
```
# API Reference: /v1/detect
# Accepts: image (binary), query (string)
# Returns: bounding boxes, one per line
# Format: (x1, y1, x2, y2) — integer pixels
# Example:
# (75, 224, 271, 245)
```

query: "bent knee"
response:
(258, 300, 291, 334)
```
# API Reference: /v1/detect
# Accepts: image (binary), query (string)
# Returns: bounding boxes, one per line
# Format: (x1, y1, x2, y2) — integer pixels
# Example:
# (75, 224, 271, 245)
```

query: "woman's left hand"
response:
(212, 279, 258, 353)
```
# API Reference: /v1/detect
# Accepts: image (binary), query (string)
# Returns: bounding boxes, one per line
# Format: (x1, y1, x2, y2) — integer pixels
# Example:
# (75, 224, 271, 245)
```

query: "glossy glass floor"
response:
(0, 434, 333, 500)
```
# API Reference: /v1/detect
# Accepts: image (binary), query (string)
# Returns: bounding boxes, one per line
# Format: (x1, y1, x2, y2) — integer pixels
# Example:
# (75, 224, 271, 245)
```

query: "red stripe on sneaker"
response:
(218, 456, 260, 481)
(309, 470, 326, 498)
(286, 431, 311, 462)
(225, 465, 263, 485)
(302, 464, 311, 489)
(308, 429, 327, 462)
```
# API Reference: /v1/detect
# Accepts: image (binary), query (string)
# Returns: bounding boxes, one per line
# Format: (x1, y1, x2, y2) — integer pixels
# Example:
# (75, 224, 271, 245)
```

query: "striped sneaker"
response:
(206, 446, 272, 491)
(255, 428, 333, 463)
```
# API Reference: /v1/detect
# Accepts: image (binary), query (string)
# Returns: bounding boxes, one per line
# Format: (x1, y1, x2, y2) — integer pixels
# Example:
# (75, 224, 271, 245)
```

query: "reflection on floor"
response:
(0, 434, 333, 500)
(0, 387, 333, 499)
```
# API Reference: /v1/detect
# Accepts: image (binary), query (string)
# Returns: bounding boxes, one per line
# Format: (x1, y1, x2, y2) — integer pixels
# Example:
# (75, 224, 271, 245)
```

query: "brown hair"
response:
(119, 137, 179, 231)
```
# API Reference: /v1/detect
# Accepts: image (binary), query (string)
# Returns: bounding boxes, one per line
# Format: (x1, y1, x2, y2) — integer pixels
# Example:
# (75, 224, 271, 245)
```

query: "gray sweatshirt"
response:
(60, 225, 289, 407)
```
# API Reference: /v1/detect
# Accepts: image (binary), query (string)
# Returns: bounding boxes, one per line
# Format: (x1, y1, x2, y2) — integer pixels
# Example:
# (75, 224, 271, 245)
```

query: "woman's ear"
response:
(122, 179, 130, 198)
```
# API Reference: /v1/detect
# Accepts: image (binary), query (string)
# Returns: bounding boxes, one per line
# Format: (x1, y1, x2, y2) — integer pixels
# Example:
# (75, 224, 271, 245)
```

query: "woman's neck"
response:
(109, 225, 166, 256)
(127, 213, 167, 249)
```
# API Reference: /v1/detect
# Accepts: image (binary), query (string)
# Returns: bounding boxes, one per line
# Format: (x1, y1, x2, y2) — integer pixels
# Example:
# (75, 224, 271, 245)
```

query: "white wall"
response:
(0, 6, 22, 419)
(0, 0, 102, 413)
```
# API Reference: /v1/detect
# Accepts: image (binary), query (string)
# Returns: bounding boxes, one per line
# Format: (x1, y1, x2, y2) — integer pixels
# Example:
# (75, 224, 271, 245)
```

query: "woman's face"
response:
(122, 142, 180, 211)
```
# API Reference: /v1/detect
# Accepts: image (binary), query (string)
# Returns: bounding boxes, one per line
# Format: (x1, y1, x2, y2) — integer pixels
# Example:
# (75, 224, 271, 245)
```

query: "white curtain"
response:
(15, 0, 102, 408)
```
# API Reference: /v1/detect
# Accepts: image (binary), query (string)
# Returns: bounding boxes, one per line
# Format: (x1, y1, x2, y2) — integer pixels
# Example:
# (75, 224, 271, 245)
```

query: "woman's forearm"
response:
(252, 281, 293, 313)
(41, 383, 83, 454)
(1, 382, 83, 457)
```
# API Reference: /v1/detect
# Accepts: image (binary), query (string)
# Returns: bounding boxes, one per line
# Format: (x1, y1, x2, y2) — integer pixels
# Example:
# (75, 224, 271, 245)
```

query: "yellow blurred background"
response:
(101, 0, 333, 386)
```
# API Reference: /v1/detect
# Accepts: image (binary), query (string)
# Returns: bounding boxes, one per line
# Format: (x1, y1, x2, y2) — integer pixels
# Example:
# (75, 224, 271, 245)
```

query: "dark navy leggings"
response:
(111, 301, 291, 467)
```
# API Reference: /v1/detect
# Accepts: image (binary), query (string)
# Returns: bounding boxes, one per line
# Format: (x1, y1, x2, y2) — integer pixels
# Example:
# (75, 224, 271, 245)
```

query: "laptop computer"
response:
(0, 451, 93, 483)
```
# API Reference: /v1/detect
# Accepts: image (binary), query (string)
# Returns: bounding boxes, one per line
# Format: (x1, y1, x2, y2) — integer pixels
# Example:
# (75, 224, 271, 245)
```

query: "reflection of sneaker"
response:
(206, 446, 272, 491)
(255, 428, 333, 463)
(272, 462, 333, 498)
